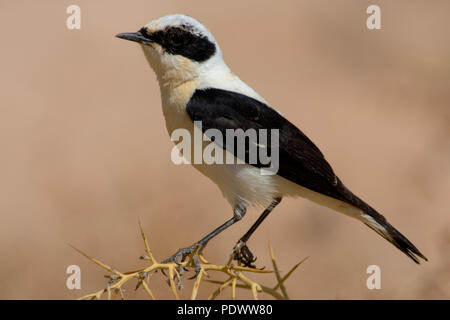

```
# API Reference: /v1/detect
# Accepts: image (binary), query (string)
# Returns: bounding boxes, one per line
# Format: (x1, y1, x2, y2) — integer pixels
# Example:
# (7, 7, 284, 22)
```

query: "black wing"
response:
(186, 88, 350, 204)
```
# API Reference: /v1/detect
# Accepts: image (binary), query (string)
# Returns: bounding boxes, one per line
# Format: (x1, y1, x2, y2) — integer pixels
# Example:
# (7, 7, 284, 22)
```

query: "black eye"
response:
(154, 26, 216, 62)
(167, 30, 187, 47)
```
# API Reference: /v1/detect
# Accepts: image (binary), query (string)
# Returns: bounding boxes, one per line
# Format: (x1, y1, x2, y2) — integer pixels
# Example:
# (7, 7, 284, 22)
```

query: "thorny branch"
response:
(75, 222, 307, 300)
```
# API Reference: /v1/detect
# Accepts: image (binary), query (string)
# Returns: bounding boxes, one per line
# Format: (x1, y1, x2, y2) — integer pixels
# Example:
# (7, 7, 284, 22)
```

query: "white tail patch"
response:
(360, 214, 392, 241)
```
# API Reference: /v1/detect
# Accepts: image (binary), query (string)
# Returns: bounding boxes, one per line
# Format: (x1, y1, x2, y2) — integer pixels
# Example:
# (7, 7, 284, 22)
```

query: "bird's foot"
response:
(162, 242, 205, 279)
(232, 240, 258, 268)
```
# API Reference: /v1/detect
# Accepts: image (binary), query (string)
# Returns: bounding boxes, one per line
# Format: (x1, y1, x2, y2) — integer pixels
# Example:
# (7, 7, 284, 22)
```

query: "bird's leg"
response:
(233, 197, 282, 268)
(162, 204, 246, 279)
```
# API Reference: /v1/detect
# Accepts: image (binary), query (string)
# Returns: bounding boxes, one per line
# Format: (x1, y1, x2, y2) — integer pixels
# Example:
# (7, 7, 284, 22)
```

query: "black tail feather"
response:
(334, 178, 427, 263)
(363, 220, 428, 264)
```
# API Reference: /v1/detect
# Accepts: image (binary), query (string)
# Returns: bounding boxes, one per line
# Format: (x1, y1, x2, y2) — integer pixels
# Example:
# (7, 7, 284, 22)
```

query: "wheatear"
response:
(116, 14, 427, 273)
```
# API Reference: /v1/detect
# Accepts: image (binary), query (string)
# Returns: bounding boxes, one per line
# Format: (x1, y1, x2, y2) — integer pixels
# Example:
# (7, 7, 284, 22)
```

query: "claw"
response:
(161, 243, 205, 279)
(162, 245, 193, 265)
(188, 254, 201, 280)
(233, 241, 258, 268)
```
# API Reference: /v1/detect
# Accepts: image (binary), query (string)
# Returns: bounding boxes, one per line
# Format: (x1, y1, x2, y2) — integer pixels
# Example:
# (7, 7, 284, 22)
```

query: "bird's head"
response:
(116, 14, 225, 87)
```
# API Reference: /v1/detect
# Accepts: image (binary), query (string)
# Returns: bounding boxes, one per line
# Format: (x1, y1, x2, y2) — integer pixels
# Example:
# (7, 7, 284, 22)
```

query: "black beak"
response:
(116, 31, 151, 44)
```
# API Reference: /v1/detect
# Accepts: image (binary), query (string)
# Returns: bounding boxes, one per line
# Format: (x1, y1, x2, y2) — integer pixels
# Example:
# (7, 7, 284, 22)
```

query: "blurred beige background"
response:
(0, 0, 449, 299)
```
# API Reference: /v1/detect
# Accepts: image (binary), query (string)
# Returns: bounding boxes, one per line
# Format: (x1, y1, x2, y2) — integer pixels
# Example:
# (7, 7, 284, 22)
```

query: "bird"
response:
(116, 14, 427, 273)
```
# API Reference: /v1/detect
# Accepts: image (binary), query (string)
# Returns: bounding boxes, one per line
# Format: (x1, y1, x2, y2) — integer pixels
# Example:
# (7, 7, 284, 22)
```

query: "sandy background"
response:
(0, 0, 449, 299)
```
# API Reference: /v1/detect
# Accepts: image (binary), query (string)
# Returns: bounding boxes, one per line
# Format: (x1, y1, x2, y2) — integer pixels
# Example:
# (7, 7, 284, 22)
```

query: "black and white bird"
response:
(116, 14, 427, 271)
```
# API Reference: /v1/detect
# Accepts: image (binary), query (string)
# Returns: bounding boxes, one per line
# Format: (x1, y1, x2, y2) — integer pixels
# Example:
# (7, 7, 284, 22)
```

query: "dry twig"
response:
(75, 223, 306, 300)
